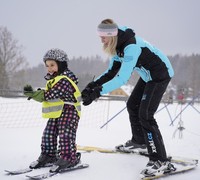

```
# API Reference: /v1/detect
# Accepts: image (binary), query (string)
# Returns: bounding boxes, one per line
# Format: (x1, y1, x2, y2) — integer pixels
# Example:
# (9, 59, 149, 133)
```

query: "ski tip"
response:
(4, 170, 11, 174)
(4, 168, 32, 175)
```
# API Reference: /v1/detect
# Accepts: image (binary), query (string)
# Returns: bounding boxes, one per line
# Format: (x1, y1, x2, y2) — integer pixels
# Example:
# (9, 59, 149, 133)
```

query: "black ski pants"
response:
(127, 78, 171, 161)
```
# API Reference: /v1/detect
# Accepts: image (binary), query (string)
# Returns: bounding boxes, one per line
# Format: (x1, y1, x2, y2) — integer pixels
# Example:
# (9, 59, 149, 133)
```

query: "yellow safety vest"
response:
(42, 75, 81, 118)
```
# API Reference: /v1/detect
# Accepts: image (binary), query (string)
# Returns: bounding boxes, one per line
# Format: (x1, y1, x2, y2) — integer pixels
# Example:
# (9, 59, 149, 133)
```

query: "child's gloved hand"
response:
(23, 85, 45, 102)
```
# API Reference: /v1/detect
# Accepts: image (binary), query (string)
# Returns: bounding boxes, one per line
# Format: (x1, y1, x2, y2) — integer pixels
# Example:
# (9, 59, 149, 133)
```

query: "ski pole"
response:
(155, 103, 170, 114)
(100, 101, 174, 129)
(100, 106, 127, 129)
(169, 93, 199, 126)
(154, 103, 173, 125)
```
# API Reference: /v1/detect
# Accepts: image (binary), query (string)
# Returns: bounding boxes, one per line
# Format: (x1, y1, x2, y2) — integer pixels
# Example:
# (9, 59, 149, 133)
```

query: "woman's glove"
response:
(85, 81, 98, 90)
(81, 86, 102, 106)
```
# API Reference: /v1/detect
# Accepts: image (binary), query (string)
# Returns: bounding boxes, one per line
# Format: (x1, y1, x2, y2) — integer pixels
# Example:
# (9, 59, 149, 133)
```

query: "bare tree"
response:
(0, 26, 28, 91)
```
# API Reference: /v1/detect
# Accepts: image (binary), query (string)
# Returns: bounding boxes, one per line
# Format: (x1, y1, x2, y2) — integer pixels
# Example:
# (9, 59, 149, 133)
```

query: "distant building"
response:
(109, 88, 129, 96)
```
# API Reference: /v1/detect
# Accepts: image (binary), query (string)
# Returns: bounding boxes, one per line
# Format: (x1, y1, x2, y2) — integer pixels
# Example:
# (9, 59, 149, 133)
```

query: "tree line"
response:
(0, 26, 200, 98)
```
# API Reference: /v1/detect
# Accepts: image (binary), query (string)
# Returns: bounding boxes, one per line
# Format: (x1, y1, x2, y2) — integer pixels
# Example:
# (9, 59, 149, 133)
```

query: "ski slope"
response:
(1, 98, 200, 180)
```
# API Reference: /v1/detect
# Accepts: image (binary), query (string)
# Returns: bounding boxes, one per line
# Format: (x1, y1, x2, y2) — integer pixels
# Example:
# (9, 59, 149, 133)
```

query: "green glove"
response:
(23, 85, 45, 102)
(24, 90, 45, 102)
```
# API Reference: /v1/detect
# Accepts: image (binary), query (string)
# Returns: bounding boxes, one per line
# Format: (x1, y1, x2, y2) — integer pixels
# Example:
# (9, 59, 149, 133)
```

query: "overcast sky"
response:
(0, 0, 200, 67)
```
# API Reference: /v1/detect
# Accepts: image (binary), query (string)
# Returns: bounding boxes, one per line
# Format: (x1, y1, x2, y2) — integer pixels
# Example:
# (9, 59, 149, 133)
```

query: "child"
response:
(24, 48, 81, 173)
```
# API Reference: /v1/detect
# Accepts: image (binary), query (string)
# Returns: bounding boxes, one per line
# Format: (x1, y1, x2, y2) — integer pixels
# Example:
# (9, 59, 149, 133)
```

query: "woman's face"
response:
(45, 60, 58, 75)
(99, 36, 110, 46)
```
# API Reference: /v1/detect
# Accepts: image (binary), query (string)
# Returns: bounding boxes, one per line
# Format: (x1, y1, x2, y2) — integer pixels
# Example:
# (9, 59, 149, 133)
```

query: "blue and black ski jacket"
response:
(95, 26, 174, 95)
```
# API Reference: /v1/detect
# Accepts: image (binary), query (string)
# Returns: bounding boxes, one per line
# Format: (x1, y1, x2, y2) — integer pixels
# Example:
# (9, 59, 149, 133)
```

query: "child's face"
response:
(45, 60, 58, 75)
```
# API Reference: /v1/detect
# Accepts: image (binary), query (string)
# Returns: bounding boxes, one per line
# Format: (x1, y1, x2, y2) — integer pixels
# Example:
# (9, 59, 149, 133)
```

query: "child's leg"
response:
(41, 119, 58, 155)
(58, 107, 79, 163)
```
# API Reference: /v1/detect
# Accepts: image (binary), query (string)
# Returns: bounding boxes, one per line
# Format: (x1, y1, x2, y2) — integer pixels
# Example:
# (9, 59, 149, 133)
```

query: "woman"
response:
(81, 19, 175, 177)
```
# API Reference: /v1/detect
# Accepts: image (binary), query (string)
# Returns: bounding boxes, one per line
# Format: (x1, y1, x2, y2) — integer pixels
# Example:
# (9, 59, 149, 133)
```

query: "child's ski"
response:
(26, 163, 89, 180)
(5, 164, 52, 175)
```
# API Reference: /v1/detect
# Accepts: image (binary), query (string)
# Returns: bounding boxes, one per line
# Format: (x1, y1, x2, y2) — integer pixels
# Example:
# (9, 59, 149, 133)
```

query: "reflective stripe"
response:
(76, 105, 81, 111)
(46, 98, 61, 103)
(42, 105, 63, 113)
(77, 96, 82, 102)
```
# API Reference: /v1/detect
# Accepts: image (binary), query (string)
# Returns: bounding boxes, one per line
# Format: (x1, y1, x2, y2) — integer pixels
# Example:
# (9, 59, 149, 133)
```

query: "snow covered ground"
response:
(0, 97, 200, 180)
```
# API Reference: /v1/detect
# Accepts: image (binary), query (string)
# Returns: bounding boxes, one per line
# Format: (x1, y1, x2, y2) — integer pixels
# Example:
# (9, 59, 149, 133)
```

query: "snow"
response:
(0, 97, 200, 180)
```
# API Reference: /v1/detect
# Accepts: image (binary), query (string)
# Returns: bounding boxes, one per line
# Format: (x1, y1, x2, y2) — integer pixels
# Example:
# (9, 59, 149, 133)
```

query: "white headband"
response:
(97, 23, 118, 37)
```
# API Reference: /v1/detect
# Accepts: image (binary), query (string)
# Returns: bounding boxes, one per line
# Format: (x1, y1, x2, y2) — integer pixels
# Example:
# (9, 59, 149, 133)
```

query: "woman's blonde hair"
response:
(101, 19, 118, 56)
